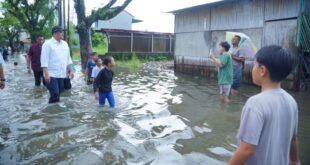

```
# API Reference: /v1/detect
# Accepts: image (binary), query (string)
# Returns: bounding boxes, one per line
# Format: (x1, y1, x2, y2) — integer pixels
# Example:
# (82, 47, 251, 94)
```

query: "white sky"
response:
(70, 0, 220, 33)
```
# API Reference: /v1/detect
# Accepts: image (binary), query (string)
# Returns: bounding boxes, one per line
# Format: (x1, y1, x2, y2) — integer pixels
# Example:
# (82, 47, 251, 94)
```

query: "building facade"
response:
(172, 0, 310, 90)
(94, 11, 141, 31)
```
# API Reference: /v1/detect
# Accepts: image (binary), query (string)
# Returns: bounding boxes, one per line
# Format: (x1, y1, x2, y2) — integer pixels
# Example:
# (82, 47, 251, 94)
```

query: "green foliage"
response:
(93, 45, 107, 55)
(91, 32, 107, 55)
(69, 22, 78, 46)
(72, 48, 81, 61)
(2, 0, 56, 42)
(0, 31, 7, 46)
(92, 32, 106, 47)
(0, 12, 21, 50)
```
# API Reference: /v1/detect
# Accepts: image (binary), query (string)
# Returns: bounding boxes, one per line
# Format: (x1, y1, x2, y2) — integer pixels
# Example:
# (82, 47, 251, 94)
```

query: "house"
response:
(171, 0, 310, 90)
(94, 10, 142, 30)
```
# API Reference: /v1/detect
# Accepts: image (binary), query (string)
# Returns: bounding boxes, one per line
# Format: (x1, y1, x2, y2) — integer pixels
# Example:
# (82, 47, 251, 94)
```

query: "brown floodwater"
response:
(0, 54, 309, 164)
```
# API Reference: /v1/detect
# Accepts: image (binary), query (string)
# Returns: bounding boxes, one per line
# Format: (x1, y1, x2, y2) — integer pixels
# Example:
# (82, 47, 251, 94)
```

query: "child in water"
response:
(91, 58, 104, 97)
(94, 56, 115, 108)
(85, 52, 97, 85)
(210, 41, 233, 103)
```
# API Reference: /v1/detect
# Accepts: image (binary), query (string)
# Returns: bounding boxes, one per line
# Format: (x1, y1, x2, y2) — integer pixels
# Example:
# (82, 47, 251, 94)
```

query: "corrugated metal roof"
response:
(170, 0, 237, 14)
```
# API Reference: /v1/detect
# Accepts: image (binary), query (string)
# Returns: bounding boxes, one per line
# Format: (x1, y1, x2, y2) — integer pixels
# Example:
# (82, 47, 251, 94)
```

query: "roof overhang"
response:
(132, 19, 143, 24)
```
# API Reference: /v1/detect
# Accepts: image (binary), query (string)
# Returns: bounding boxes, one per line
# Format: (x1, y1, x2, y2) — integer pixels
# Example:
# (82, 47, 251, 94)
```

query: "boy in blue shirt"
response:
(229, 46, 299, 165)
(85, 52, 97, 85)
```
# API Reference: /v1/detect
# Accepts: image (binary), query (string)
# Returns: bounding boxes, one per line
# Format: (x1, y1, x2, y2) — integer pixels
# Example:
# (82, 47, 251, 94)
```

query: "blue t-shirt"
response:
(87, 60, 96, 79)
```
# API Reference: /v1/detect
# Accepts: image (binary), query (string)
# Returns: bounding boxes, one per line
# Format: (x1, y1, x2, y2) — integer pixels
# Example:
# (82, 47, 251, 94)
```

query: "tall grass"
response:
(93, 45, 107, 55)
(129, 52, 141, 69)
(116, 52, 141, 69)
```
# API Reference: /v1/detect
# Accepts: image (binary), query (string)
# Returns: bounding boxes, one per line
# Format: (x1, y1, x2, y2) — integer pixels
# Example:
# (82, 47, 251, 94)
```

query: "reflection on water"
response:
(0, 54, 309, 164)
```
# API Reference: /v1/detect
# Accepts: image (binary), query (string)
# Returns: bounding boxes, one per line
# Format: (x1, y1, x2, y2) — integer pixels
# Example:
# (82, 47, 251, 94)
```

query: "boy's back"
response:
(237, 88, 298, 165)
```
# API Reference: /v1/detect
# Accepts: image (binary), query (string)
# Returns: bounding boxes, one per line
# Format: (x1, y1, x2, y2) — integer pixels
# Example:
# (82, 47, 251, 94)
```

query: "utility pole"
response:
(67, 0, 70, 43)
(57, 0, 62, 27)
(57, 0, 67, 40)
(63, 0, 66, 40)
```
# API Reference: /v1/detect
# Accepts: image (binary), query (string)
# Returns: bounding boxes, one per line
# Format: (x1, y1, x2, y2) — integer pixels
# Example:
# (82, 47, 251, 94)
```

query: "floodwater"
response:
(0, 54, 309, 165)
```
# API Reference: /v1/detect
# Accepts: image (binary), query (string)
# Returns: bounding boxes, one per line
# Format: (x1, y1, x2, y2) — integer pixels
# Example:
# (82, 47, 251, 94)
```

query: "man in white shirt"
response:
(41, 26, 73, 103)
(0, 54, 5, 89)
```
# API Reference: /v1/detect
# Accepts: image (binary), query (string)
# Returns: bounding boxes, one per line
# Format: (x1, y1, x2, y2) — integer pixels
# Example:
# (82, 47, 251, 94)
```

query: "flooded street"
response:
(0, 54, 309, 165)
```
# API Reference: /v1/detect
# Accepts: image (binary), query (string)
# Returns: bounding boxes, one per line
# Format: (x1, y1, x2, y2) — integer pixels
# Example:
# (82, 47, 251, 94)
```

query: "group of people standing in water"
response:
(0, 25, 301, 165)
(1, 26, 116, 108)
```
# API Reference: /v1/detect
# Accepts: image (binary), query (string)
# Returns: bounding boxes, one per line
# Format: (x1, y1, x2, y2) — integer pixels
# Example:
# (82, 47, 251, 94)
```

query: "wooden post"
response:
(106, 32, 110, 53)
(151, 34, 154, 53)
(130, 32, 133, 52)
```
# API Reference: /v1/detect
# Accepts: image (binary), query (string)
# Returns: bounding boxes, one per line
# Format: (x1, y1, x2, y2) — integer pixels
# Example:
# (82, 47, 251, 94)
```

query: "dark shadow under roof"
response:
(169, 0, 237, 14)
(132, 19, 143, 24)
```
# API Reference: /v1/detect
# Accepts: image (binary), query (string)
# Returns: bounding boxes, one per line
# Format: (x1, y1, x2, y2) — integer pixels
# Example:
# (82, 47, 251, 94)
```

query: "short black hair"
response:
(94, 58, 101, 63)
(255, 45, 294, 82)
(234, 35, 241, 41)
(103, 56, 113, 66)
(220, 41, 230, 52)
(36, 35, 44, 39)
(90, 52, 97, 56)
(51, 26, 63, 34)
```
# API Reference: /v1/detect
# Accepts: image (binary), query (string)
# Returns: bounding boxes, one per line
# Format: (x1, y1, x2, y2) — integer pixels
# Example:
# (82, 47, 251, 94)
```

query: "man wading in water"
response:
(230, 35, 245, 95)
(27, 36, 46, 86)
(41, 26, 73, 103)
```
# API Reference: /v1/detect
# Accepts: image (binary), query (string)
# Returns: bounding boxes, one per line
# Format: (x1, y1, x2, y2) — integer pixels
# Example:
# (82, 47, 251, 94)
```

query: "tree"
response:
(74, 0, 132, 68)
(0, 12, 21, 52)
(2, 0, 56, 43)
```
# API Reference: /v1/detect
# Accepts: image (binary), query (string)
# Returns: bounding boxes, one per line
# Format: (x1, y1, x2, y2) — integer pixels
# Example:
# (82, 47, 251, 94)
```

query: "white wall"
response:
(94, 11, 133, 30)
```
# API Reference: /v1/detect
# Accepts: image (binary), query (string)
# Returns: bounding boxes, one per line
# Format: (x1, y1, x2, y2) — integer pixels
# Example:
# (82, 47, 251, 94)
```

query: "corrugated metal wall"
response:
(210, 0, 263, 30)
(175, 32, 211, 57)
(263, 19, 298, 53)
(175, 9, 211, 33)
(264, 0, 299, 20)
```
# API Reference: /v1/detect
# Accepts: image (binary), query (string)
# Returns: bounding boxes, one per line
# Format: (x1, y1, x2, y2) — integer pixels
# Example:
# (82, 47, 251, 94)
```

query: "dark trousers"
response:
(33, 71, 46, 86)
(46, 77, 64, 103)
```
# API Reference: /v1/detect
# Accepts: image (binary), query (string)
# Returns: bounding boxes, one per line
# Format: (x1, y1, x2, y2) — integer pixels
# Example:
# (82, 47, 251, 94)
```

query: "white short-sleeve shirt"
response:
(40, 37, 72, 78)
(91, 66, 104, 78)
